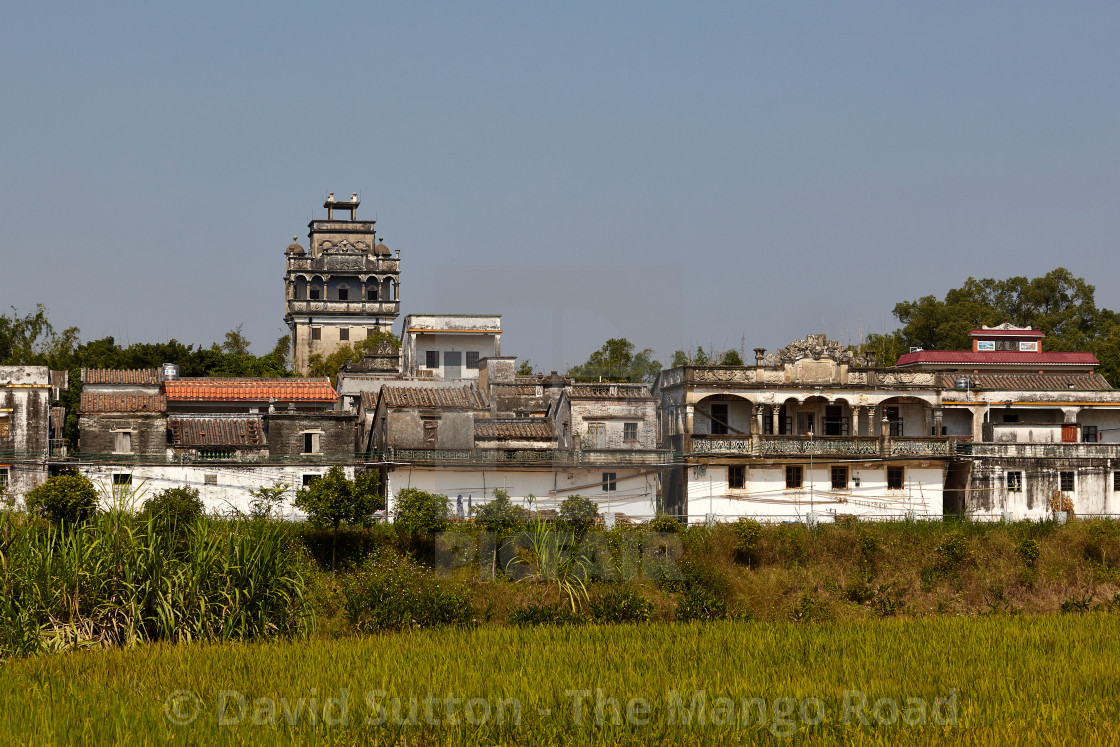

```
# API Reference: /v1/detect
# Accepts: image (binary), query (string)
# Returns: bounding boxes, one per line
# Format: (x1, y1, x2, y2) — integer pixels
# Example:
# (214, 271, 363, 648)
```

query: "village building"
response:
(1, 366, 66, 502)
(285, 193, 401, 375)
(400, 314, 501, 381)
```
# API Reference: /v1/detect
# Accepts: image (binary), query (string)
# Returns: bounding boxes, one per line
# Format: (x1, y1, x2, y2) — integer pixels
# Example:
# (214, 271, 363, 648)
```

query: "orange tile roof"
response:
(164, 378, 338, 402)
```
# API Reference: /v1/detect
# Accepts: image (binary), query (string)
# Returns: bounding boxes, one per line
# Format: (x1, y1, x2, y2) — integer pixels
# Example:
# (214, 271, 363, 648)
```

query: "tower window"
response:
(339, 327, 349, 341)
(367, 287, 379, 301)
(311, 327, 322, 341)
(310, 287, 320, 300)
(338, 287, 349, 301)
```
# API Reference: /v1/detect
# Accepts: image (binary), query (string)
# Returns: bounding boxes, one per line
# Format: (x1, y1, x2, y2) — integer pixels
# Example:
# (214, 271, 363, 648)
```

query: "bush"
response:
(24, 474, 98, 525)
(647, 513, 682, 534)
(342, 557, 473, 632)
(472, 489, 528, 538)
(558, 494, 599, 535)
(589, 589, 654, 623)
(729, 518, 763, 565)
(676, 585, 727, 622)
(394, 488, 450, 548)
(508, 603, 583, 627)
(139, 486, 204, 535)
(1017, 538, 1041, 569)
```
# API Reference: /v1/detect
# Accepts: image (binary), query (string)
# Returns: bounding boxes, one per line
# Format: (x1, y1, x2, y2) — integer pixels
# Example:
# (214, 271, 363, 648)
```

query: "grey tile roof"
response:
(938, 372, 1112, 391)
(379, 384, 489, 410)
(81, 369, 162, 385)
(475, 419, 553, 440)
(81, 393, 166, 413)
(168, 417, 266, 447)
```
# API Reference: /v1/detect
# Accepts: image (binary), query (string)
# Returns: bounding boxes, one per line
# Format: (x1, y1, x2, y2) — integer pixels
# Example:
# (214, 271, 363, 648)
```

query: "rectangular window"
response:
(425, 350, 439, 369)
(0, 415, 9, 439)
(204, 474, 217, 485)
(602, 472, 617, 492)
(1060, 471, 1075, 492)
(785, 466, 803, 489)
(728, 465, 745, 489)
(466, 351, 480, 369)
(338, 287, 349, 301)
(1082, 426, 1098, 443)
(831, 466, 848, 490)
(311, 327, 322, 341)
(112, 473, 132, 486)
(0, 468, 8, 490)
(1007, 471, 1023, 492)
(887, 466, 905, 490)
(367, 327, 377, 338)
(366, 287, 379, 301)
(623, 422, 638, 442)
(302, 474, 320, 487)
(710, 403, 728, 435)
(587, 422, 606, 448)
(423, 419, 438, 444)
(303, 432, 321, 454)
(339, 327, 349, 341)
(309, 287, 320, 300)
(1114, 472, 1120, 492)
(114, 431, 132, 454)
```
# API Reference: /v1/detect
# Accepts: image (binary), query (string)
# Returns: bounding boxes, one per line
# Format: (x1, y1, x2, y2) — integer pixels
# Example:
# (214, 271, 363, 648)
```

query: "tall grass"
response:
(0, 510, 311, 658)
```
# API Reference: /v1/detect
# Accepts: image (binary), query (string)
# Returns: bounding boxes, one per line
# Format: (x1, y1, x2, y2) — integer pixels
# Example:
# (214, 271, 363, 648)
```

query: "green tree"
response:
(719, 349, 744, 366)
(516, 359, 534, 376)
(308, 332, 400, 385)
(472, 489, 527, 538)
(24, 473, 99, 525)
(393, 488, 450, 550)
(568, 338, 661, 383)
(295, 466, 380, 570)
(558, 494, 598, 536)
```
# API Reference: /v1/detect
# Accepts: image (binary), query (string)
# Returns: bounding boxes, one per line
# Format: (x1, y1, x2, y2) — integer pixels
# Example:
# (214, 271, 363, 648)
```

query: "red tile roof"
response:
(897, 351, 1098, 366)
(81, 393, 166, 413)
(168, 417, 266, 447)
(379, 384, 489, 410)
(164, 378, 337, 402)
(81, 369, 162, 385)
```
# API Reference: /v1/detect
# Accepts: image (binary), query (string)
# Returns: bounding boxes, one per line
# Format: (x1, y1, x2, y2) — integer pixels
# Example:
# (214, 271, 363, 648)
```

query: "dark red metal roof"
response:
(897, 351, 1098, 366)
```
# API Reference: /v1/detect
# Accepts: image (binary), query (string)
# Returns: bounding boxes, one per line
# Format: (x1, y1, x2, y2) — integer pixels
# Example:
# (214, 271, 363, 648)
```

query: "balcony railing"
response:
(383, 448, 675, 466)
(962, 442, 1120, 459)
(689, 435, 959, 458)
(286, 300, 400, 315)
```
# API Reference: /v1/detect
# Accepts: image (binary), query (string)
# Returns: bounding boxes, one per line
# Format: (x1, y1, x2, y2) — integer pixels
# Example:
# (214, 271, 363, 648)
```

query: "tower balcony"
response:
(287, 300, 400, 316)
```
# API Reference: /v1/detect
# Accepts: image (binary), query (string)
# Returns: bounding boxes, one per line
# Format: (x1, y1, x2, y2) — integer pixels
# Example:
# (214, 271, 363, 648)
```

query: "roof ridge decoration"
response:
(762, 334, 870, 367)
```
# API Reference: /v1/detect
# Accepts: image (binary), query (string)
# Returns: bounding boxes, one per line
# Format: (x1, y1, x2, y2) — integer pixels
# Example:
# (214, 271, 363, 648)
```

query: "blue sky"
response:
(2, 2, 1118, 371)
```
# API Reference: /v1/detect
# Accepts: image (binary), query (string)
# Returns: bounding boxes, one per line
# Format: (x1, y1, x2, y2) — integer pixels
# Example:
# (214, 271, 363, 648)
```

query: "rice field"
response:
(3, 613, 1119, 745)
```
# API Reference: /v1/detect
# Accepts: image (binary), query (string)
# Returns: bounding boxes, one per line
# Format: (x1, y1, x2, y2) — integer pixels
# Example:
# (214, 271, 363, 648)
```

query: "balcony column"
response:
(933, 407, 943, 437)
(755, 405, 765, 436)
(685, 405, 695, 435)
(852, 406, 863, 436)
(971, 407, 985, 442)
(770, 404, 781, 435)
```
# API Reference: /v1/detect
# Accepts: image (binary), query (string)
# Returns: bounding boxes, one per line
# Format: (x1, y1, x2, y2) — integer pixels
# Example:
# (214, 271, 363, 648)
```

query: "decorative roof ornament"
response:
(762, 334, 871, 367)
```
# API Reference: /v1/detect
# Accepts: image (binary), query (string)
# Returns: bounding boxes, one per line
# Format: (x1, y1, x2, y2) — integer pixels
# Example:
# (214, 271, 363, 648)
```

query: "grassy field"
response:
(3, 613, 1119, 745)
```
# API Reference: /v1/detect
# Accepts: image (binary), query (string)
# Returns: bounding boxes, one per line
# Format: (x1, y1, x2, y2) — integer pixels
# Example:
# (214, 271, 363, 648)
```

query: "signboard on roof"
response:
(977, 341, 995, 351)
(1019, 341, 1039, 352)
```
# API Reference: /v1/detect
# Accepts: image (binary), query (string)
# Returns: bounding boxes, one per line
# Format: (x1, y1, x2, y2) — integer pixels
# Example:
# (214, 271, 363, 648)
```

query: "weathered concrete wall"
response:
(382, 411, 475, 450)
(78, 414, 167, 455)
(570, 399, 658, 450)
(965, 457, 1120, 518)
(1, 367, 53, 501)
(266, 411, 357, 457)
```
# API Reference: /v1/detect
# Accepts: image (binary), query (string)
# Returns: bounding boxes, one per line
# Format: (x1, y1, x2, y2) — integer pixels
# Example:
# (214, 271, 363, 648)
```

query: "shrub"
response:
(24, 474, 98, 525)
(472, 489, 528, 538)
(1017, 538, 1041, 569)
(647, 513, 681, 534)
(342, 557, 473, 632)
(729, 518, 763, 565)
(589, 589, 654, 624)
(676, 585, 727, 622)
(558, 494, 599, 535)
(394, 488, 450, 547)
(509, 603, 583, 627)
(139, 486, 204, 534)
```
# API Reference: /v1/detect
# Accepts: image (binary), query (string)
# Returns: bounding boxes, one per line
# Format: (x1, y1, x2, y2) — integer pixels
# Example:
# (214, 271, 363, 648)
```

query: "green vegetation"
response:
(568, 338, 661, 383)
(2, 615, 1119, 744)
(23, 473, 98, 526)
(295, 466, 383, 571)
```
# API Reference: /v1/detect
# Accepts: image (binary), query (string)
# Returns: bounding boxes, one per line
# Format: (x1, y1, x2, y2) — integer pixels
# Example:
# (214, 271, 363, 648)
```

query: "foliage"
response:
(393, 488, 450, 547)
(471, 489, 527, 538)
(670, 346, 744, 367)
(728, 518, 763, 565)
(516, 359, 534, 376)
(589, 588, 653, 623)
(0, 512, 310, 658)
(647, 513, 682, 534)
(248, 482, 290, 521)
(138, 486, 204, 538)
(24, 474, 98, 526)
(307, 332, 401, 385)
(675, 584, 728, 621)
(341, 556, 472, 633)
(509, 602, 583, 627)
(568, 338, 661, 383)
(860, 268, 1120, 384)
(295, 466, 381, 570)
(557, 494, 598, 535)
